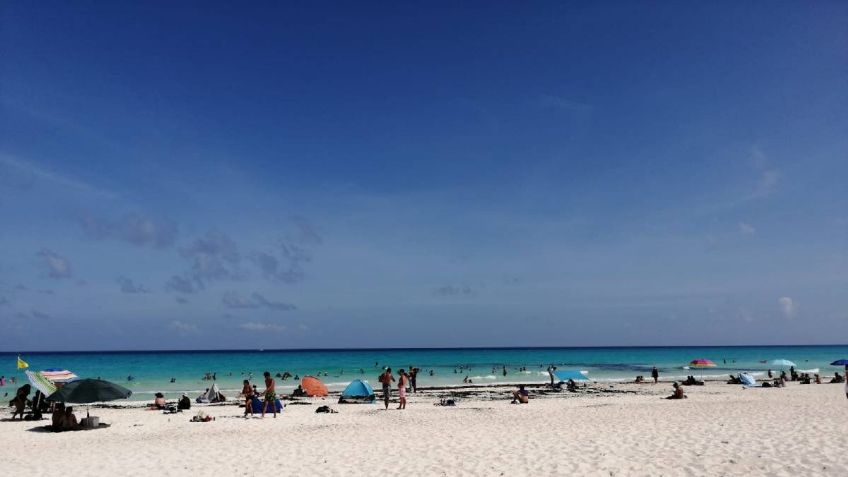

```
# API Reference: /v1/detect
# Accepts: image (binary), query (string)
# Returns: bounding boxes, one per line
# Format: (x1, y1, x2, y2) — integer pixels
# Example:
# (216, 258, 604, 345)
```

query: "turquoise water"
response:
(2, 346, 846, 401)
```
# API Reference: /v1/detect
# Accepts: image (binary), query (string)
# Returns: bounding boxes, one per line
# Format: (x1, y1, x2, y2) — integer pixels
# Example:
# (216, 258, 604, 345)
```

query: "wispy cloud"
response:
(222, 291, 296, 311)
(81, 214, 178, 249)
(738, 222, 756, 236)
(239, 322, 286, 332)
(778, 296, 795, 319)
(433, 285, 474, 297)
(116, 276, 149, 294)
(169, 320, 198, 333)
(538, 94, 591, 112)
(37, 248, 72, 279)
(179, 232, 241, 286)
(165, 275, 195, 294)
(749, 146, 780, 199)
(0, 152, 117, 199)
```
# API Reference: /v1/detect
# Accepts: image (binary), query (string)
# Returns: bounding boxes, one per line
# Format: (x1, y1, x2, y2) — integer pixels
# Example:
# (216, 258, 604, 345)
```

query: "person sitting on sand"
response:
(150, 392, 167, 410)
(178, 394, 191, 411)
(292, 385, 306, 397)
(634, 375, 644, 383)
(512, 384, 529, 404)
(566, 379, 578, 392)
(830, 372, 844, 384)
(666, 382, 686, 400)
(63, 406, 79, 430)
(52, 403, 65, 430)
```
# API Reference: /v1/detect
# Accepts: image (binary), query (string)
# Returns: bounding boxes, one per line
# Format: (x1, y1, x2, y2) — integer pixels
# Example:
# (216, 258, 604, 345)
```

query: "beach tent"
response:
(339, 379, 375, 404)
(197, 383, 224, 403)
(249, 396, 283, 414)
(552, 370, 589, 382)
(301, 375, 329, 397)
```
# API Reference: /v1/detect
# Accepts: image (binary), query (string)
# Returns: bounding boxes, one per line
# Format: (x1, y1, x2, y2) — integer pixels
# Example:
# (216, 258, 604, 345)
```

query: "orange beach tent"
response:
(301, 375, 329, 397)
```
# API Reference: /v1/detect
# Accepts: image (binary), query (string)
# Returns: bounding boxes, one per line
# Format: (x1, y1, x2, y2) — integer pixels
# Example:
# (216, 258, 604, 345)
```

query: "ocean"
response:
(2, 345, 846, 401)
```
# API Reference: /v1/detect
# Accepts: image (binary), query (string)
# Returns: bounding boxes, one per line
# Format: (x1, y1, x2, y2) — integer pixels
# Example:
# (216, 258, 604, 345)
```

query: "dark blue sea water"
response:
(2, 346, 846, 400)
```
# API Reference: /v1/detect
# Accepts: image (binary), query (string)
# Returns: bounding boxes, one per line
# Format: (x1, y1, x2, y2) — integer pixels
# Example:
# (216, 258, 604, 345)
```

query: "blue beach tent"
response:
(248, 396, 283, 414)
(339, 379, 376, 404)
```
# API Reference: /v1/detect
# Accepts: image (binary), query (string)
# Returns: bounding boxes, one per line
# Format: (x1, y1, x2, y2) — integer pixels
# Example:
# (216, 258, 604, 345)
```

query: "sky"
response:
(1, 1, 846, 351)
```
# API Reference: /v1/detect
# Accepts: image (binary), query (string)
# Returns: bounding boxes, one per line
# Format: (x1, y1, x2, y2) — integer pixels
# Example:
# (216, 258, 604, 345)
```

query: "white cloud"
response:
(169, 320, 198, 333)
(538, 94, 591, 112)
(778, 297, 796, 319)
(749, 146, 780, 199)
(37, 248, 72, 279)
(222, 291, 296, 311)
(738, 222, 756, 236)
(239, 322, 286, 332)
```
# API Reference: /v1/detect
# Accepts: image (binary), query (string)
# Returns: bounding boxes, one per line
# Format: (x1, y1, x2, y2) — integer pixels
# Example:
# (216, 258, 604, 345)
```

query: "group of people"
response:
(240, 371, 278, 418)
(376, 366, 420, 410)
(51, 403, 79, 431)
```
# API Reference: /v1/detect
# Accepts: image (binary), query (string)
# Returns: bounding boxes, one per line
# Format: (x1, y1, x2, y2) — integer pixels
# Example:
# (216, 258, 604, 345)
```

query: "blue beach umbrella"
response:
(769, 359, 796, 368)
(830, 359, 848, 366)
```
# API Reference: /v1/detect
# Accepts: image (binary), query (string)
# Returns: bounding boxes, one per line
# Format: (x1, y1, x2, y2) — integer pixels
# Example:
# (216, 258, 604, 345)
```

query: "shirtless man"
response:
(261, 371, 276, 418)
(378, 368, 394, 410)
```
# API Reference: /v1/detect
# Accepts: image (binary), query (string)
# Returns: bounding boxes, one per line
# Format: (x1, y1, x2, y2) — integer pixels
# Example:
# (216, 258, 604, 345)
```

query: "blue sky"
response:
(1, 1, 846, 350)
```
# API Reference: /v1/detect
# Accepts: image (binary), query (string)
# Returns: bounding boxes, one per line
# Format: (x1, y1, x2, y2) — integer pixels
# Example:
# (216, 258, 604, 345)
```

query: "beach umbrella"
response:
(25, 370, 58, 396)
(688, 359, 716, 368)
(46, 378, 132, 404)
(40, 368, 79, 383)
(830, 359, 848, 366)
(770, 359, 796, 368)
(687, 359, 716, 381)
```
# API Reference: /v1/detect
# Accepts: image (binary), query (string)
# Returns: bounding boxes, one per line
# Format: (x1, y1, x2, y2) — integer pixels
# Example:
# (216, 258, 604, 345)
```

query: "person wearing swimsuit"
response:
(241, 380, 253, 416)
(397, 369, 409, 410)
(262, 371, 276, 418)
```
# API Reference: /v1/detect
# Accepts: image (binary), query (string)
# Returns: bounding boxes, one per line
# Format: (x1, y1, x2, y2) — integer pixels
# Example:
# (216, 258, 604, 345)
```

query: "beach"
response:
(3, 380, 846, 476)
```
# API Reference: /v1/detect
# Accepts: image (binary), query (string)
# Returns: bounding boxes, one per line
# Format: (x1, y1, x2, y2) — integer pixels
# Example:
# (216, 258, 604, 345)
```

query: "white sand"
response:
(2, 382, 847, 476)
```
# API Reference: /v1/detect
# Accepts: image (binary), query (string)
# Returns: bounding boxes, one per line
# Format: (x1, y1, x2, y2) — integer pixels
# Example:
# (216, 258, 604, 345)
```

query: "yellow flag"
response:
(16, 356, 28, 369)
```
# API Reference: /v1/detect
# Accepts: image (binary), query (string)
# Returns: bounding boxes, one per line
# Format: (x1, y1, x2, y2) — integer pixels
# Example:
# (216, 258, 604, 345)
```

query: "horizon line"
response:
(3, 343, 847, 355)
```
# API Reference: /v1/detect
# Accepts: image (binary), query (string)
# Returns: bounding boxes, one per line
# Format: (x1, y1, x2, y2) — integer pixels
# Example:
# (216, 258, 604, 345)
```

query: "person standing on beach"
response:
(261, 371, 276, 418)
(651, 366, 659, 384)
(241, 379, 254, 417)
(409, 367, 418, 393)
(397, 369, 409, 410)
(547, 366, 557, 387)
(378, 367, 394, 410)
